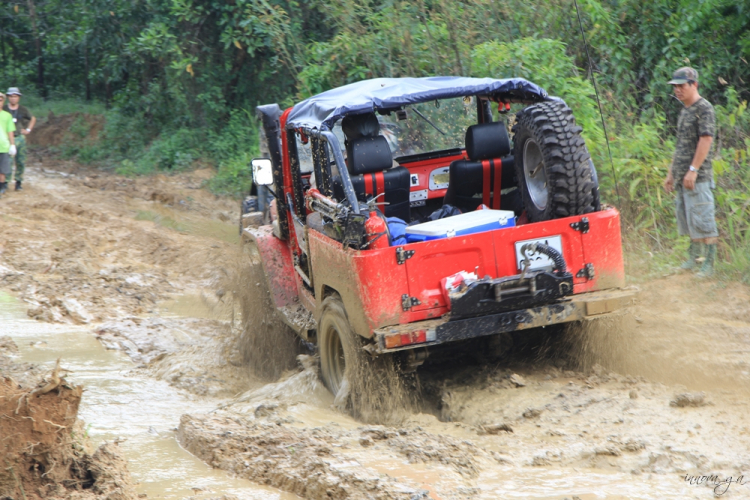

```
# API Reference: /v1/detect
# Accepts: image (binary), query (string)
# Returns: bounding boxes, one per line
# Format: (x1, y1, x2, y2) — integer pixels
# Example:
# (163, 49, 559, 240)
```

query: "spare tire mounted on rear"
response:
(512, 101, 597, 222)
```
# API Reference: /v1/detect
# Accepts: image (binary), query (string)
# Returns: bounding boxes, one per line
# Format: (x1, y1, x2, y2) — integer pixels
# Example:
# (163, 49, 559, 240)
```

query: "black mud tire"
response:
(512, 101, 597, 222)
(238, 240, 300, 380)
(318, 296, 356, 397)
(318, 295, 412, 423)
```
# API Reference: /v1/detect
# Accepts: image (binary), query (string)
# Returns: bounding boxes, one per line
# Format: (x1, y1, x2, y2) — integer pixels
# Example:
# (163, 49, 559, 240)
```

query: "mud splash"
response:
(174, 278, 750, 499)
(560, 276, 750, 391)
(227, 244, 303, 381)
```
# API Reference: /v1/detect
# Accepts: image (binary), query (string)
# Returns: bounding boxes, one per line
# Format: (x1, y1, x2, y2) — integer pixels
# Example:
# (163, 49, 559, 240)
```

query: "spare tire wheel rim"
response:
(523, 138, 547, 211)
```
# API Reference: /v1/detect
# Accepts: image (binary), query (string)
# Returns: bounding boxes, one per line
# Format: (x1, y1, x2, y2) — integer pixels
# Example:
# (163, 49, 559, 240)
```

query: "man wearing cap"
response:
(2, 87, 35, 191)
(663, 67, 718, 277)
(0, 93, 17, 196)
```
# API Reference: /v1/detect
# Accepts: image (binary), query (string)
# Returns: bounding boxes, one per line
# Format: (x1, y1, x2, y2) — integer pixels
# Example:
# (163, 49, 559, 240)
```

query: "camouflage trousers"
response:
(12, 134, 26, 182)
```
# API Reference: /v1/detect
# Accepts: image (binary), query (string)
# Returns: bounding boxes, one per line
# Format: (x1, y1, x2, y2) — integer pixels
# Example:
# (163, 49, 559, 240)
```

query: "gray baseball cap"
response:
(6, 87, 22, 96)
(668, 67, 698, 85)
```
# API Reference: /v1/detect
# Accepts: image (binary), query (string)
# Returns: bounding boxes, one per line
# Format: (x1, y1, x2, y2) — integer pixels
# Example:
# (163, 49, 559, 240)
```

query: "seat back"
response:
(444, 121, 518, 213)
(335, 135, 411, 221)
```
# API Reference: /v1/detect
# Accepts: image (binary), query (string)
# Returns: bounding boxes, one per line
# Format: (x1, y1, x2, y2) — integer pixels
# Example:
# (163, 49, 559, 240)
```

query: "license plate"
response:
(514, 235, 563, 271)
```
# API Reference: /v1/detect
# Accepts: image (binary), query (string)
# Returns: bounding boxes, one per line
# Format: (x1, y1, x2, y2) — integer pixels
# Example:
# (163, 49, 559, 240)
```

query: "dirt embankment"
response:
(26, 112, 105, 149)
(1, 337, 137, 500)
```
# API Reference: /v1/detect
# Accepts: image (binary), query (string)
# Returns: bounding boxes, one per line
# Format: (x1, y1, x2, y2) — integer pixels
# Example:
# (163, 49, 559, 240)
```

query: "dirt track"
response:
(2, 149, 750, 499)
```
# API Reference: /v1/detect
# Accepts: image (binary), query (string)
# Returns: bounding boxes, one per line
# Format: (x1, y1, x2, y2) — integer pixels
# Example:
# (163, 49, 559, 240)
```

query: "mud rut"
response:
(1, 148, 750, 499)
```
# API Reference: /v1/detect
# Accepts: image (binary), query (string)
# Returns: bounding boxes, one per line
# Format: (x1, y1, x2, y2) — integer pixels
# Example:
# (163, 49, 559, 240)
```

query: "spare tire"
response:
(512, 101, 597, 222)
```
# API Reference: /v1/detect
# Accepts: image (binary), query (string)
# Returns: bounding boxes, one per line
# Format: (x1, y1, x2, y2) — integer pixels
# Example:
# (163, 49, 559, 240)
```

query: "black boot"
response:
(0, 182, 7, 194)
(15, 180, 22, 191)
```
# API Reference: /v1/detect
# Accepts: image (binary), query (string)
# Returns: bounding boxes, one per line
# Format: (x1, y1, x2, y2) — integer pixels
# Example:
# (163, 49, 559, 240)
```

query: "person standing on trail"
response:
(663, 67, 718, 277)
(2, 87, 35, 191)
(0, 93, 17, 196)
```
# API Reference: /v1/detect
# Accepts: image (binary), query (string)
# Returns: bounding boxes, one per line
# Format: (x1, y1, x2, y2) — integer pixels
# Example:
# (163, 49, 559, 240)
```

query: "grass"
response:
(21, 94, 106, 120)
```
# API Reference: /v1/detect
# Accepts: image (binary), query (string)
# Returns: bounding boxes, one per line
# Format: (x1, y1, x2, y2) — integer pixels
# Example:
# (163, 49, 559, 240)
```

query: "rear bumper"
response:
(371, 287, 637, 354)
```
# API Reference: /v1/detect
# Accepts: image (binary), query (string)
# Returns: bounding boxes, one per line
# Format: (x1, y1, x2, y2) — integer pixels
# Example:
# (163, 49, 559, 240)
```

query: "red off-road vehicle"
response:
(244, 77, 633, 397)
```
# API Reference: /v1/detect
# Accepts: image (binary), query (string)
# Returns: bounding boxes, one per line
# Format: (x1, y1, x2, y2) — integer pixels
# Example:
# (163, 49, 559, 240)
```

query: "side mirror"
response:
(251, 158, 274, 186)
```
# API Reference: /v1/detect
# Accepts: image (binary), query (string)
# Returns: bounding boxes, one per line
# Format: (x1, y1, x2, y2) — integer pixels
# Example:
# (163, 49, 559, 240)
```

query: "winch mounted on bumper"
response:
(449, 242, 573, 319)
(449, 270, 574, 319)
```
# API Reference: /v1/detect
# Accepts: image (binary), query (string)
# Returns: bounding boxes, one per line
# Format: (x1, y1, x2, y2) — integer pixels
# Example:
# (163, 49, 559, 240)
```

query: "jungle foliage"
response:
(2, 0, 750, 278)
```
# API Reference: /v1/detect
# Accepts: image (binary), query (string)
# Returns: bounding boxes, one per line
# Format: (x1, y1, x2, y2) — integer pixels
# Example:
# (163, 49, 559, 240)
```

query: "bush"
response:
(53, 102, 260, 196)
(471, 38, 602, 147)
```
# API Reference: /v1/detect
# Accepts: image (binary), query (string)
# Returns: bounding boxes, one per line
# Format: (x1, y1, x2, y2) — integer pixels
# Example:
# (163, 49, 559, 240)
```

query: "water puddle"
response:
(1, 291, 298, 500)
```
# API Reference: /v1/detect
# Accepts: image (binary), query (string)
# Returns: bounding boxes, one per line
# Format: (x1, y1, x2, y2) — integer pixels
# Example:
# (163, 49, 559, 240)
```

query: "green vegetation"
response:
(2, 0, 750, 279)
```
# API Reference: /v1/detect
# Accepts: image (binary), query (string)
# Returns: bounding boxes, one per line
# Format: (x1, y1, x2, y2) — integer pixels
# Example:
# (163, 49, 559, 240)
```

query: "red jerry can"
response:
(365, 210, 390, 250)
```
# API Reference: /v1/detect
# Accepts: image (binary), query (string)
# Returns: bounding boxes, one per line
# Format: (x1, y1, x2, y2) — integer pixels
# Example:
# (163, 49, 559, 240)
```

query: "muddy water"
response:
(225, 368, 711, 499)
(1, 291, 298, 500)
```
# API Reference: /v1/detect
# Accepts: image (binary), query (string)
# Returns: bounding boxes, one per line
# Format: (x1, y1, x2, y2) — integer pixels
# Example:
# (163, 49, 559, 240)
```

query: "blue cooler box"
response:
(405, 209, 515, 243)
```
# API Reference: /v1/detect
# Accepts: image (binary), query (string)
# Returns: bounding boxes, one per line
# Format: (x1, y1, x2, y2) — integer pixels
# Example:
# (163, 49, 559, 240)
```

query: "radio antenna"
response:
(573, 0, 621, 207)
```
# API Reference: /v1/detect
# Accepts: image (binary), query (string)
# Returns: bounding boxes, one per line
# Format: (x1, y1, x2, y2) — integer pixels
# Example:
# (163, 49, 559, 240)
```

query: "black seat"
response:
(336, 135, 411, 222)
(443, 121, 521, 214)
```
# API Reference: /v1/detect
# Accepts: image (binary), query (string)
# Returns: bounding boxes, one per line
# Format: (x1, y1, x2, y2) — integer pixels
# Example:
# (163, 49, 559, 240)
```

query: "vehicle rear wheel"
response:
(318, 295, 413, 423)
(512, 101, 597, 222)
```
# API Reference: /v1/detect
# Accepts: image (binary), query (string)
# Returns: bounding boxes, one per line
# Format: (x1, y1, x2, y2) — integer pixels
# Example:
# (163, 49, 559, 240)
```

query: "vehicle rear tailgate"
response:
(401, 209, 623, 314)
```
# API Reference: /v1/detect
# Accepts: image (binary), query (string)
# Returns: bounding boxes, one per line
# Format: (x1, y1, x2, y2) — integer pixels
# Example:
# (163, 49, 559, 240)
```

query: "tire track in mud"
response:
(178, 414, 434, 500)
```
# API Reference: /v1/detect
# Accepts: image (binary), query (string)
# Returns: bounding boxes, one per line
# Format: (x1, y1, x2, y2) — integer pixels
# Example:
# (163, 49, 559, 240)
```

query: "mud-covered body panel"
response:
(244, 226, 298, 309)
(306, 208, 625, 339)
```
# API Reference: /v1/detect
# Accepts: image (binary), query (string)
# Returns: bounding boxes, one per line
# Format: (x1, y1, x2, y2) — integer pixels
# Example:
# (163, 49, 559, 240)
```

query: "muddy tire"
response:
(512, 101, 597, 222)
(237, 240, 300, 380)
(318, 295, 413, 423)
(319, 296, 355, 396)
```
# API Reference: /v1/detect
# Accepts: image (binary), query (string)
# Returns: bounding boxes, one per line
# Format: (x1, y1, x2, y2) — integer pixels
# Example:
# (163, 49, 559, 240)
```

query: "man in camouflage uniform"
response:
(663, 67, 718, 277)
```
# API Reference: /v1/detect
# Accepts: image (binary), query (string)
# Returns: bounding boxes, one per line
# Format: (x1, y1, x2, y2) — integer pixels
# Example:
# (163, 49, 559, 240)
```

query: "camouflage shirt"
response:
(671, 97, 715, 183)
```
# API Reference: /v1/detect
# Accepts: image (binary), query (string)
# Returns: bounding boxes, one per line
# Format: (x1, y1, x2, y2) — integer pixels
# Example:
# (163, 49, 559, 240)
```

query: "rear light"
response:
(384, 329, 436, 349)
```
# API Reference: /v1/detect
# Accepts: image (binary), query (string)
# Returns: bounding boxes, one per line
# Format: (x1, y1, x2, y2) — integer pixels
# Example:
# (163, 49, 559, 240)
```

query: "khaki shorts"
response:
(675, 181, 718, 239)
(0, 153, 10, 175)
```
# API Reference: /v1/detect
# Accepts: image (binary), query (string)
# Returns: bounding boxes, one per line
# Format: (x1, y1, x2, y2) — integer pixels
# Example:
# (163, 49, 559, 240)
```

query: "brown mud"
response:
(1, 139, 750, 498)
(1, 338, 137, 500)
